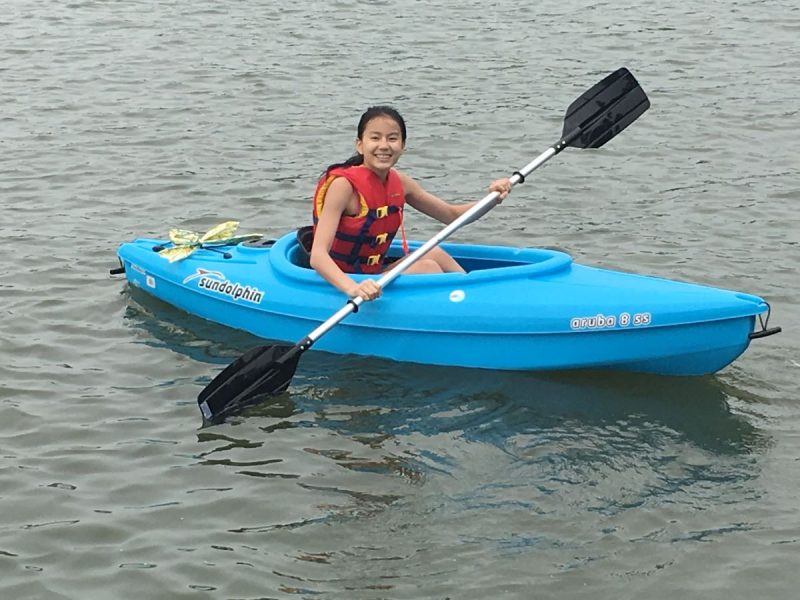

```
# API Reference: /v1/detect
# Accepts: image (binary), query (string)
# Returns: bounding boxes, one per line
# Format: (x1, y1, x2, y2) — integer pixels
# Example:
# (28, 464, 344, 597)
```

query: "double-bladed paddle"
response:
(198, 67, 651, 424)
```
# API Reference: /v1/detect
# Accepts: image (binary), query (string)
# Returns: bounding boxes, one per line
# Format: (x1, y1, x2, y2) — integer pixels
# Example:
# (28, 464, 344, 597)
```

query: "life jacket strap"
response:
(334, 230, 393, 248)
(330, 250, 385, 267)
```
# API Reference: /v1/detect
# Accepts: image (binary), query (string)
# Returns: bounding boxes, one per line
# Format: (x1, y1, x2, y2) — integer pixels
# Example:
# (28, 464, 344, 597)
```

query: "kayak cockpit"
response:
(268, 230, 573, 285)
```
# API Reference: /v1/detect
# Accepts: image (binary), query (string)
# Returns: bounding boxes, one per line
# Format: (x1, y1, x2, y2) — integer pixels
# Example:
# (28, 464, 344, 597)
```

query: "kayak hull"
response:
(116, 231, 770, 376)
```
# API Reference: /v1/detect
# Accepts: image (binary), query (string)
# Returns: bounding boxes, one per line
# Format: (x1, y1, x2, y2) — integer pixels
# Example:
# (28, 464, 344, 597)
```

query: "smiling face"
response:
(355, 115, 406, 178)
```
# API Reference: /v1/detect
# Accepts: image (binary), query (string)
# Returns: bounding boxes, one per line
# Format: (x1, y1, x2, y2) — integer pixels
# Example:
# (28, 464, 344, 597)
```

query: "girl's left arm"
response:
(398, 171, 511, 225)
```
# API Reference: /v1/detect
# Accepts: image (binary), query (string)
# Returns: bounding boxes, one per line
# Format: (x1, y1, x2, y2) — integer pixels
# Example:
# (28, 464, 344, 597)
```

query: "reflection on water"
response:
(119, 283, 773, 596)
(125, 284, 766, 468)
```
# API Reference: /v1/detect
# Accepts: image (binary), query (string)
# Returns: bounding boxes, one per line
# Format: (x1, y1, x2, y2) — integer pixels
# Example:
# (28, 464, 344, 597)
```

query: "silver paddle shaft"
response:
(304, 145, 559, 346)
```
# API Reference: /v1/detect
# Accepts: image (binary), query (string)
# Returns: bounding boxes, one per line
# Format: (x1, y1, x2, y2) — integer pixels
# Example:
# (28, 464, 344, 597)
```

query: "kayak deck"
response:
(115, 231, 777, 376)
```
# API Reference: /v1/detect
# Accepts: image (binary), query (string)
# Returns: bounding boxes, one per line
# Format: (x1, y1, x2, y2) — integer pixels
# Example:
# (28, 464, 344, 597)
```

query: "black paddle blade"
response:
(197, 344, 301, 424)
(562, 67, 650, 149)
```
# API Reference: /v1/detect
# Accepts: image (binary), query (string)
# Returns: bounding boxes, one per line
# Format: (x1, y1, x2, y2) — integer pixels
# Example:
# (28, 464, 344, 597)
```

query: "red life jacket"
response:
(312, 165, 406, 274)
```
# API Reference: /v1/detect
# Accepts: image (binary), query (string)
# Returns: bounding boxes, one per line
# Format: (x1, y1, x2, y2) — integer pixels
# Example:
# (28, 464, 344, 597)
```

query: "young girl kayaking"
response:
(310, 105, 512, 302)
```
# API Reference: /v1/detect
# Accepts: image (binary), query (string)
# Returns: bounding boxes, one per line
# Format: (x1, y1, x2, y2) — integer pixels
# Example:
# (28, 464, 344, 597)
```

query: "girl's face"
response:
(356, 115, 406, 176)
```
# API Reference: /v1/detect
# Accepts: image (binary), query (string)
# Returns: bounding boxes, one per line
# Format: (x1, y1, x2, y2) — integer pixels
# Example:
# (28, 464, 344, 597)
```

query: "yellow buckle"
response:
(366, 254, 381, 266)
(374, 232, 388, 245)
(375, 206, 389, 219)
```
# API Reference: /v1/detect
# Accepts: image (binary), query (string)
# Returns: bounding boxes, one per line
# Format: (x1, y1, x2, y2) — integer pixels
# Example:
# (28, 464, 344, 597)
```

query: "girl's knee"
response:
(427, 247, 463, 273)
(421, 259, 444, 273)
(406, 258, 443, 274)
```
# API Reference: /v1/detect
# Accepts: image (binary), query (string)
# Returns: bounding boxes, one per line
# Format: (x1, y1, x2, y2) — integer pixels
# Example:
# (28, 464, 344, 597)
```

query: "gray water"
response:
(2, 0, 799, 598)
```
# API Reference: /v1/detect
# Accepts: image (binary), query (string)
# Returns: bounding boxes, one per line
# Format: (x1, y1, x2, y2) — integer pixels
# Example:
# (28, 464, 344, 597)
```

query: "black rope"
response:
(759, 302, 773, 330)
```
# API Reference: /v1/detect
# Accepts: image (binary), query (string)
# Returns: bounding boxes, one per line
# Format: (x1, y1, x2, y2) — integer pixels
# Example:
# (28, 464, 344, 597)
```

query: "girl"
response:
(310, 106, 511, 302)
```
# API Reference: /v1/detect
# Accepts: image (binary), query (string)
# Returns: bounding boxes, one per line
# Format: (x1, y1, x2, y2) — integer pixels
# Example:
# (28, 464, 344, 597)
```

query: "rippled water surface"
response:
(2, 1, 799, 598)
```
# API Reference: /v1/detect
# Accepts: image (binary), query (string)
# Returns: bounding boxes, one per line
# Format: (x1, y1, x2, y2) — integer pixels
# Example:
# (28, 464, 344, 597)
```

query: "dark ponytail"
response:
(322, 152, 364, 176)
(322, 105, 407, 177)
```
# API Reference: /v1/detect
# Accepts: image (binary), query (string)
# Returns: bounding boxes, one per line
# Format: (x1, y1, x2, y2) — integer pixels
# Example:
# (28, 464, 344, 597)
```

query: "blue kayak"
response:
(115, 230, 779, 376)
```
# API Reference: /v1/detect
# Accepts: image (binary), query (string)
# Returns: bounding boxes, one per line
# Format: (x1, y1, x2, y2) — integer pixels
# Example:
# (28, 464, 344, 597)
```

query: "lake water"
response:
(2, 1, 799, 598)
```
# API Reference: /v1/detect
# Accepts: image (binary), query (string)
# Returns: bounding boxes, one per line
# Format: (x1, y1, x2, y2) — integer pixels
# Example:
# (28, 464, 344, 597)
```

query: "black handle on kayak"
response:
(749, 326, 781, 340)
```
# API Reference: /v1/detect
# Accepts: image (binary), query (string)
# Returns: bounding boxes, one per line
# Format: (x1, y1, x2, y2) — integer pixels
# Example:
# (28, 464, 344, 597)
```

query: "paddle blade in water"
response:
(563, 67, 650, 149)
(198, 344, 301, 424)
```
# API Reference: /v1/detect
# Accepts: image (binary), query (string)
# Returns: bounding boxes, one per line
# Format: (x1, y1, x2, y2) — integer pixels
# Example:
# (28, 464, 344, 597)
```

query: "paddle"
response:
(197, 67, 650, 424)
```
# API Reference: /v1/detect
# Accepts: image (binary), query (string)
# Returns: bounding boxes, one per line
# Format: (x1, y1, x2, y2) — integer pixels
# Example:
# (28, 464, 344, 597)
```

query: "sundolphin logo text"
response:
(182, 269, 264, 304)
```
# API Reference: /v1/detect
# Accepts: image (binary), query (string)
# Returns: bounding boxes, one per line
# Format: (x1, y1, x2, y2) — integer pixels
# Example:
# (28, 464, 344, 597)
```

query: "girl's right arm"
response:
(309, 177, 382, 301)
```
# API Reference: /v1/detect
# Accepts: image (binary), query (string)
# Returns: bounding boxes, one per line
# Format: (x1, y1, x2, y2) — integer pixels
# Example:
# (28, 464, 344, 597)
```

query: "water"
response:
(2, 0, 799, 598)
